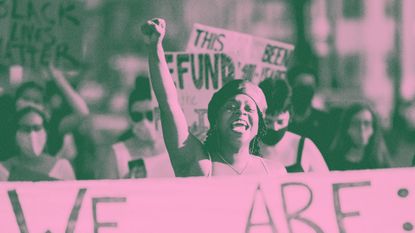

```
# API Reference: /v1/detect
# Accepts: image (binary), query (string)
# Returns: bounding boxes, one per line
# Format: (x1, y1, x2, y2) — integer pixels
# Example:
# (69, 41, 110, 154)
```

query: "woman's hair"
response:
(204, 108, 267, 156)
(14, 81, 45, 103)
(329, 103, 391, 168)
(14, 106, 49, 130)
(128, 75, 152, 116)
(259, 77, 292, 116)
(117, 76, 153, 142)
(286, 66, 319, 87)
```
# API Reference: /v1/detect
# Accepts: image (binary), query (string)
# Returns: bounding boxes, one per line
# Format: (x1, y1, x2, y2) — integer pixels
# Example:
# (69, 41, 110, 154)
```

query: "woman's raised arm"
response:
(143, 18, 203, 173)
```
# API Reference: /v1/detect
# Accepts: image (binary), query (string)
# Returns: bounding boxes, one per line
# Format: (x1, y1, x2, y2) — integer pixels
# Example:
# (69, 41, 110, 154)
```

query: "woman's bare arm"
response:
(49, 64, 90, 134)
(143, 18, 203, 174)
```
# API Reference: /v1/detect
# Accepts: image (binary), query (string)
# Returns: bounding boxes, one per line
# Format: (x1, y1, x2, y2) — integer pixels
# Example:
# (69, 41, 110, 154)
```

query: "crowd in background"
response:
(0, 17, 407, 181)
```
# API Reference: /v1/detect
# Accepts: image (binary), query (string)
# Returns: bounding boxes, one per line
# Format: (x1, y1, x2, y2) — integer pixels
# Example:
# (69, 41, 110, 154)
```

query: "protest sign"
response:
(0, 168, 414, 233)
(186, 23, 294, 84)
(165, 52, 235, 138)
(0, 0, 83, 69)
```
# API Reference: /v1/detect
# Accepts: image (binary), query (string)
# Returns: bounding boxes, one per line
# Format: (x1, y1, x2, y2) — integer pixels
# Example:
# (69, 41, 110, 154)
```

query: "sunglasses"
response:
(130, 111, 153, 122)
(17, 124, 44, 133)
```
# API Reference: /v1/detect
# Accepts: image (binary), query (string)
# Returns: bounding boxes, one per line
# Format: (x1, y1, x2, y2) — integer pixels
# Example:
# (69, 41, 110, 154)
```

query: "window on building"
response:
(342, 0, 364, 19)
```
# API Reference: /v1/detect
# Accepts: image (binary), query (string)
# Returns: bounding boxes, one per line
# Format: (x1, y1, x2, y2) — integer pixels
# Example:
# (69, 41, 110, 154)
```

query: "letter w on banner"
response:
(186, 23, 295, 84)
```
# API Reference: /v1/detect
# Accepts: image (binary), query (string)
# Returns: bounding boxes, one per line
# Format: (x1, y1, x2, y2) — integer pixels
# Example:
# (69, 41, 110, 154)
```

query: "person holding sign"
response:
(259, 78, 329, 173)
(142, 18, 286, 176)
(0, 106, 75, 181)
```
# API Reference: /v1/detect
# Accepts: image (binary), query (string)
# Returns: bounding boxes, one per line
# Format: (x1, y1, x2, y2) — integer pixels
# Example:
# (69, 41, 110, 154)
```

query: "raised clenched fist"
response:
(141, 18, 166, 44)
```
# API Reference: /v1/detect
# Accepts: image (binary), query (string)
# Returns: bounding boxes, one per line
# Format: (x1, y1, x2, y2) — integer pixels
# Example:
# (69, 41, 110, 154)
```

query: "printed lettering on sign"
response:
(165, 52, 235, 139)
(186, 23, 294, 84)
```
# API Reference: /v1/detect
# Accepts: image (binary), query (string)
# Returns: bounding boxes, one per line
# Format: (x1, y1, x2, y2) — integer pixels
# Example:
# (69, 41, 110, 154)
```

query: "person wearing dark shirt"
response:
(286, 66, 335, 158)
(328, 103, 392, 171)
(259, 77, 328, 173)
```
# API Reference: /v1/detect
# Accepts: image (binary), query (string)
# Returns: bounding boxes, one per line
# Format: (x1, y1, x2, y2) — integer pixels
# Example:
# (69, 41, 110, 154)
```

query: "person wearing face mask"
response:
(328, 103, 392, 170)
(0, 106, 75, 181)
(0, 64, 91, 179)
(0, 81, 46, 161)
(99, 76, 173, 179)
(286, 66, 335, 158)
(259, 78, 328, 173)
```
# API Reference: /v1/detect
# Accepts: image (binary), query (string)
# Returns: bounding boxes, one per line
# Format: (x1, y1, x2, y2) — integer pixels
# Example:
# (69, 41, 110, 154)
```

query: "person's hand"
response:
(49, 63, 65, 80)
(141, 18, 166, 45)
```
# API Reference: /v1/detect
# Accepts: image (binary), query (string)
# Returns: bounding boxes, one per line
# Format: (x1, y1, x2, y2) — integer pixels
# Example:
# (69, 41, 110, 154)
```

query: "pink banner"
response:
(1, 168, 414, 232)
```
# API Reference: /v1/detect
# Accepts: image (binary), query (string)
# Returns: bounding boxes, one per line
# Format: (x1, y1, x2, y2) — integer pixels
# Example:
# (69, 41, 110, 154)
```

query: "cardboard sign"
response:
(0, 168, 414, 232)
(186, 23, 294, 84)
(165, 52, 235, 139)
(0, 0, 83, 69)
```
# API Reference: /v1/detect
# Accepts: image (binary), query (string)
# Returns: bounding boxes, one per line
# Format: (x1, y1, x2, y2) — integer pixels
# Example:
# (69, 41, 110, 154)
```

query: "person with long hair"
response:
(259, 77, 328, 172)
(142, 18, 285, 176)
(328, 103, 392, 170)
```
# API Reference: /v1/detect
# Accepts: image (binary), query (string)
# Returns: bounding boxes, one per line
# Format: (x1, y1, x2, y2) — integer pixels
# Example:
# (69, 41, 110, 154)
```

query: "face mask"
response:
(262, 128, 287, 146)
(292, 84, 315, 114)
(132, 120, 157, 142)
(16, 130, 47, 157)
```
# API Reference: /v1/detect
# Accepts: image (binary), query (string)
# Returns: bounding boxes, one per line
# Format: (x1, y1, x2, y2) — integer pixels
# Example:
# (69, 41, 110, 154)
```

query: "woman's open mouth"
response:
(230, 119, 249, 132)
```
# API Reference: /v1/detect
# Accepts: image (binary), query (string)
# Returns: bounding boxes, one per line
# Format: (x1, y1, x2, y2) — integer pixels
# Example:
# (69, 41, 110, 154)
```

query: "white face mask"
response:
(132, 120, 157, 142)
(16, 130, 47, 157)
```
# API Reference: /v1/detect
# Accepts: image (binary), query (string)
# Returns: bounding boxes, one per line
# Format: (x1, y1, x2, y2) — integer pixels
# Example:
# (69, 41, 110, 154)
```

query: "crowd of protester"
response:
(0, 18, 397, 181)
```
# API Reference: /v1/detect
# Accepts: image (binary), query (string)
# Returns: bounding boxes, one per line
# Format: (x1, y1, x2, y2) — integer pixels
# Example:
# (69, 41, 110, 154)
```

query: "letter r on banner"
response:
(281, 182, 324, 233)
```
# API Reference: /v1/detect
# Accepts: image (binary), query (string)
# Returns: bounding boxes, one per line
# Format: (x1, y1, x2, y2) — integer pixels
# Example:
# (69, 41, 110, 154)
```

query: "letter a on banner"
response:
(245, 185, 278, 233)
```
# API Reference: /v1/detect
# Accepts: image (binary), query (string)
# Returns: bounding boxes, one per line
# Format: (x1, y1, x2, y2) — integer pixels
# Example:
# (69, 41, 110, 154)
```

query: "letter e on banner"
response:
(93, 197, 127, 233)
(332, 181, 371, 233)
